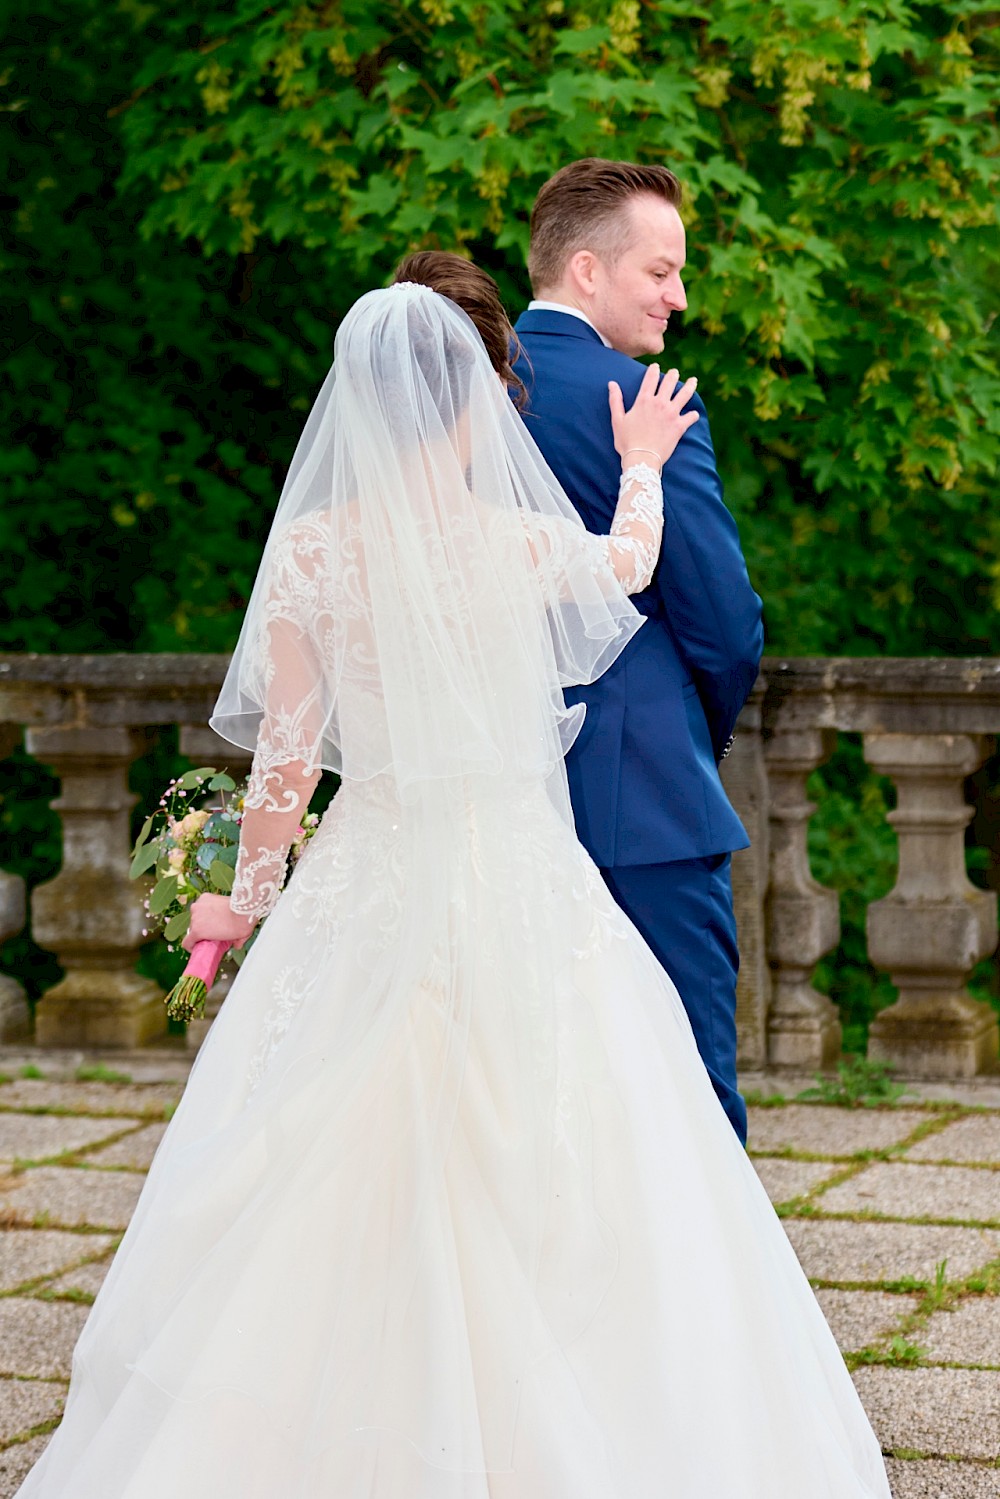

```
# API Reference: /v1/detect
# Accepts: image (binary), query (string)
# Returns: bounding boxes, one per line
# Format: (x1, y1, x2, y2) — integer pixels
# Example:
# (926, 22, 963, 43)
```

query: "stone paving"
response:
(0, 1054, 998, 1495)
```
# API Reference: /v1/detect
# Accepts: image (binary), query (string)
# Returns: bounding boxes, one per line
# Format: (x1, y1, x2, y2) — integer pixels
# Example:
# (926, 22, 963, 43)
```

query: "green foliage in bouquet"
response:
(130, 768, 243, 955)
(129, 764, 319, 1019)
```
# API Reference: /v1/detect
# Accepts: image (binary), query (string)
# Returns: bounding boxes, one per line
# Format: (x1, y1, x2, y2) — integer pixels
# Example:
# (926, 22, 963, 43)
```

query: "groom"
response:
(512, 158, 763, 1144)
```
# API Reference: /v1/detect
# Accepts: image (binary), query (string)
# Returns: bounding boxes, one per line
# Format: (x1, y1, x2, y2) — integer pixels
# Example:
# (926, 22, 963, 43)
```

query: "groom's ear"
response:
(568, 248, 600, 296)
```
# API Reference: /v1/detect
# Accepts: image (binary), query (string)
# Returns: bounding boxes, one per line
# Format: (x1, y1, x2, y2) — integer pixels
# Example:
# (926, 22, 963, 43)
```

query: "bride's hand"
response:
(608, 363, 700, 470)
(181, 892, 256, 954)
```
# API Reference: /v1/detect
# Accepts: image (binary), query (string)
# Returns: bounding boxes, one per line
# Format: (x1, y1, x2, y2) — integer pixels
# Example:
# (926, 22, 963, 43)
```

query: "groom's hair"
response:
(528, 158, 682, 294)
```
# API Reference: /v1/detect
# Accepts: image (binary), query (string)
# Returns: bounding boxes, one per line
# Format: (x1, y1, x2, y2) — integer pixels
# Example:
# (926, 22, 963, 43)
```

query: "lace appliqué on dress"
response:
(571, 856, 631, 963)
(247, 960, 311, 1092)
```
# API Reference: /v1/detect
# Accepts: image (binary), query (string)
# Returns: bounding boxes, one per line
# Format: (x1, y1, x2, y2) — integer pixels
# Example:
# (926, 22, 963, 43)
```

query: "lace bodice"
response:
(229, 462, 663, 921)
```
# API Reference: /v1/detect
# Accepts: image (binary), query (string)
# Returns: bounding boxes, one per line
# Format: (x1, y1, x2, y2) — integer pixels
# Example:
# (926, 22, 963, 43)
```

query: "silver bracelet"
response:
(623, 447, 663, 465)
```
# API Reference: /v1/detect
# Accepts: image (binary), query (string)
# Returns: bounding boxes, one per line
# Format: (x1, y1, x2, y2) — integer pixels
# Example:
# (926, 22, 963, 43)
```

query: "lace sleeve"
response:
(603, 462, 664, 594)
(517, 462, 664, 599)
(230, 534, 325, 921)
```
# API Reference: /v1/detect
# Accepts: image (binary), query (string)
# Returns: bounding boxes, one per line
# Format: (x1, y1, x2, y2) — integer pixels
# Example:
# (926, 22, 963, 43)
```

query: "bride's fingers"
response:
(634, 363, 660, 406)
(607, 380, 626, 428)
(670, 375, 698, 408)
(650, 368, 679, 407)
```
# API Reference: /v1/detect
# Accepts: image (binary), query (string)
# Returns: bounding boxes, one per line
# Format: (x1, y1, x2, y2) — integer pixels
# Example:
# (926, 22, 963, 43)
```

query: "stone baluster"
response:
(865, 733, 999, 1076)
(179, 725, 254, 1050)
(0, 871, 29, 1043)
(0, 724, 31, 1040)
(26, 725, 164, 1048)
(720, 687, 770, 1069)
(763, 726, 842, 1069)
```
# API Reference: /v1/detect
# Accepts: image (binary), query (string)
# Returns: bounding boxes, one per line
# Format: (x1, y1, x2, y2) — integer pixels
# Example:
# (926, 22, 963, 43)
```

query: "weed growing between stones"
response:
(797, 1057, 913, 1109)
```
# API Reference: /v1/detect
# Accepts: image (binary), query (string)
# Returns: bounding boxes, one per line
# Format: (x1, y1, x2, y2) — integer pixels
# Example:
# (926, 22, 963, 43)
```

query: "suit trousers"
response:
(600, 854, 747, 1145)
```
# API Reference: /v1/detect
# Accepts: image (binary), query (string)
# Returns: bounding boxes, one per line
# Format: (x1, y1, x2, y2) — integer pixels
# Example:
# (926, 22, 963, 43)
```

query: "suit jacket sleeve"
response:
(656, 390, 764, 759)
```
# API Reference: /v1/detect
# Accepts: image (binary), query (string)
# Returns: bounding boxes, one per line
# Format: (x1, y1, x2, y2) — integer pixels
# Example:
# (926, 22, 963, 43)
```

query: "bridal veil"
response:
(210, 282, 644, 792)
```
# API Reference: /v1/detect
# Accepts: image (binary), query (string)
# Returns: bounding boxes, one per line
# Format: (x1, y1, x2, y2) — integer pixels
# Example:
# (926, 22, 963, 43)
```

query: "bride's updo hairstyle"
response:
(391, 251, 528, 409)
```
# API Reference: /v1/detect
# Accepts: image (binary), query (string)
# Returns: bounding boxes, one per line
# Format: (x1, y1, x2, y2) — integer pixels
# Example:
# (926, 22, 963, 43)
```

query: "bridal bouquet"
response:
(130, 767, 318, 1021)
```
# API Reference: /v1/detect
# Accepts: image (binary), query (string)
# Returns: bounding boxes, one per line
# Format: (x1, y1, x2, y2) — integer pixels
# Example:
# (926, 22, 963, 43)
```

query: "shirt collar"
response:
(526, 300, 612, 349)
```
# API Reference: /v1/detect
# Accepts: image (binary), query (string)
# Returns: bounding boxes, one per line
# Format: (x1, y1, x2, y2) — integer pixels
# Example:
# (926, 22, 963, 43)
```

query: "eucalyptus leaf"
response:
(209, 859, 235, 893)
(177, 767, 216, 791)
(129, 839, 161, 880)
(208, 773, 237, 791)
(203, 812, 238, 844)
(164, 907, 191, 941)
(131, 813, 157, 856)
(149, 877, 180, 915)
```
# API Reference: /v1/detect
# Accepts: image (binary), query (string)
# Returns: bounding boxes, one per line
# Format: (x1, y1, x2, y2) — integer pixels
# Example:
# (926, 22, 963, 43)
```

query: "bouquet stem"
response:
(165, 940, 233, 1022)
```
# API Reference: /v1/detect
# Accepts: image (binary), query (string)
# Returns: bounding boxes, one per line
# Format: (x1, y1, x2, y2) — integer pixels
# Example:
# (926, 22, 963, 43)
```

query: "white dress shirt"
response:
(526, 300, 612, 348)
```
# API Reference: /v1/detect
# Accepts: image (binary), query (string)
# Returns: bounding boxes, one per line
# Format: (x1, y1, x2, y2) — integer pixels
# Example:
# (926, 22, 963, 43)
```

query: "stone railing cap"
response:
(765, 657, 1000, 696)
(0, 654, 231, 689)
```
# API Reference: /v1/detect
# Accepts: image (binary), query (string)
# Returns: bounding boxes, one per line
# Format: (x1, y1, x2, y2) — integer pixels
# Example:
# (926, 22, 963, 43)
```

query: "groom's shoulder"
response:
(591, 344, 650, 393)
(515, 327, 647, 401)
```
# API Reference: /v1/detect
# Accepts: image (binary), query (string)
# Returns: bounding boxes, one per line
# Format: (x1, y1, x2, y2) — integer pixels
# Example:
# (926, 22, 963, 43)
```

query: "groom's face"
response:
(590, 197, 688, 358)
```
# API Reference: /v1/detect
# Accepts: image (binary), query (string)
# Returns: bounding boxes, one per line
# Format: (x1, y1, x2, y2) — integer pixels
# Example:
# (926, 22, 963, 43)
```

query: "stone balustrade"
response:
(1, 653, 998, 1076)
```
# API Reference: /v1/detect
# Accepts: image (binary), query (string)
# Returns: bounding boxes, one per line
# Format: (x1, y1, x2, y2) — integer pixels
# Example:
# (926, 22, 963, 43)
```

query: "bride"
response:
(16, 260, 890, 1498)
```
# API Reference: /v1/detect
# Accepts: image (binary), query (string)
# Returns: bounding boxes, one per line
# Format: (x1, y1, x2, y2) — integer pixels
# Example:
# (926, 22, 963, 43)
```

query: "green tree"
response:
(2, 0, 337, 654)
(113, 0, 1000, 657)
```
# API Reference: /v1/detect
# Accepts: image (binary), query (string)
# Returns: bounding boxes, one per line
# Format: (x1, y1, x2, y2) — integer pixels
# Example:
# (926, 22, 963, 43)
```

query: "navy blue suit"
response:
(513, 309, 763, 1141)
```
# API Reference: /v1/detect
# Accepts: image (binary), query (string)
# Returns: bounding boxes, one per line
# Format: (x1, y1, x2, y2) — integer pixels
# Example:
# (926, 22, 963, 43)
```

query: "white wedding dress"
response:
(16, 286, 891, 1498)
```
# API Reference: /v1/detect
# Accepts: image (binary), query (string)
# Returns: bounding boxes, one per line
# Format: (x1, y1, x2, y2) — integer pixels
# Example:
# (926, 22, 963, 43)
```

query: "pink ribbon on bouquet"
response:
(164, 939, 233, 1023)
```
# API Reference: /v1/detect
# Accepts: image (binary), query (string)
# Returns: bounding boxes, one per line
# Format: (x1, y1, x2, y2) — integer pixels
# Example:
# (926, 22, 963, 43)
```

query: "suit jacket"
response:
(513, 308, 763, 867)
